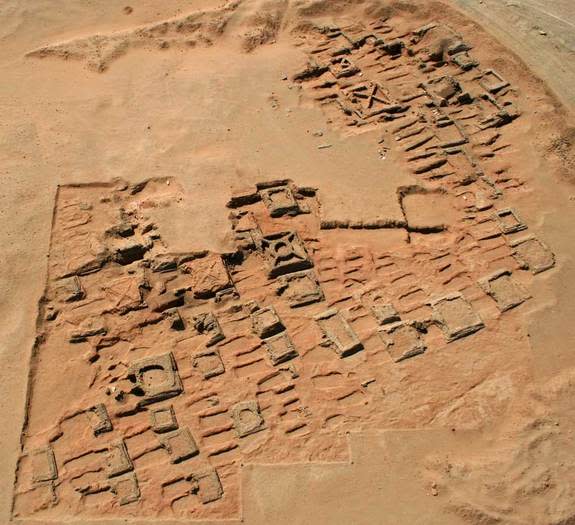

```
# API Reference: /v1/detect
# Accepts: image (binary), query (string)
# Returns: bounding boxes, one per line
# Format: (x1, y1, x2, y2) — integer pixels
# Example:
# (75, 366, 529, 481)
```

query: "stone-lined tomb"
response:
(13, 15, 558, 523)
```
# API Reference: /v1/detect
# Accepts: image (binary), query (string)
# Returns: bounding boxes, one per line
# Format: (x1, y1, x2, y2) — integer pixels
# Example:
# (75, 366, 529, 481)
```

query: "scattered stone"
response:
(106, 220, 135, 238)
(147, 290, 185, 313)
(167, 308, 185, 330)
(112, 238, 151, 265)
(69, 318, 107, 343)
(150, 255, 178, 273)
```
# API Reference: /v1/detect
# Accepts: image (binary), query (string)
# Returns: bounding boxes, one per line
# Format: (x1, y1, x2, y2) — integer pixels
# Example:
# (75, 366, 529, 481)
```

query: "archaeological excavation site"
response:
(1, 0, 575, 524)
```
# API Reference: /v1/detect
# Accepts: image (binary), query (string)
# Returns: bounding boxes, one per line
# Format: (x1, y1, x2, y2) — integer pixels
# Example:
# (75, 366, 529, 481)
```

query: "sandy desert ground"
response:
(1, 1, 575, 524)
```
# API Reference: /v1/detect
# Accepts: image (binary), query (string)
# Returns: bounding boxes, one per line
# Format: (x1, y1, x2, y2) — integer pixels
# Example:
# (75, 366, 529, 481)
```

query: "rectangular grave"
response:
(188, 469, 224, 504)
(261, 231, 313, 278)
(192, 349, 225, 379)
(111, 473, 140, 506)
(106, 440, 133, 478)
(251, 306, 284, 338)
(278, 270, 324, 307)
(127, 352, 183, 406)
(479, 69, 509, 93)
(264, 332, 298, 365)
(315, 309, 363, 357)
(87, 403, 113, 436)
(430, 293, 484, 342)
(510, 236, 555, 274)
(230, 400, 266, 438)
(150, 405, 179, 434)
(259, 185, 300, 217)
(179, 254, 233, 299)
(371, 303, 400, 325)
(159, 427, 199, 463)
(379, 321, 426, 362)
(494, 208, 527, 234)
(31, 447, 58, 483)
(54, 275, 85, 302)
(478, 270, 531, 311)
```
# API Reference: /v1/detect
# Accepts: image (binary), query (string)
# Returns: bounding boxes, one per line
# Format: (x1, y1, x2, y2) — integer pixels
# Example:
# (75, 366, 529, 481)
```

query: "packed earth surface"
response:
(1, 1, 575, 524)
